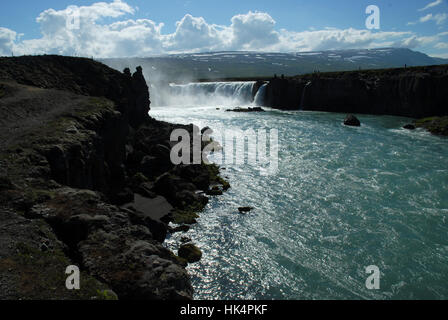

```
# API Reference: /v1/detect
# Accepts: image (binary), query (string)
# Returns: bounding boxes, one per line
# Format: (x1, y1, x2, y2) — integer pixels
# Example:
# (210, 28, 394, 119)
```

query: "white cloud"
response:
(0, 27, 17, 56)
(1, 0, 447, 58)
(229, 11, 280, 50)
(425, 13, 447, 25)
(274, 28, 412, 52)
(166, 14, 224, 51)
(408, 12, 447, 26)
(419, 0, 444, 12)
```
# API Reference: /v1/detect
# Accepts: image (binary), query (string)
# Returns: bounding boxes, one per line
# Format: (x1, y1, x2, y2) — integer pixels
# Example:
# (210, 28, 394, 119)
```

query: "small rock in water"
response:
(344, 115, 361, 127)
(238, 207, 253, 213)
(206, 186, 223, 196)
(403, 124, 416, 130)
(180, 236, 192, 243)
(169, 225, 191, 233)
(178, 243, 202, 263)
(201, 126, 213, 134)
(226, 107, 265, 113)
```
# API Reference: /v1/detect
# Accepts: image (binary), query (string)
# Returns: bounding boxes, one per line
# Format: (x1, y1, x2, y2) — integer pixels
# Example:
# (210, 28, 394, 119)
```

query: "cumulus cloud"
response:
(0, 27, 17, 56)
(229, 11, 280, 50)
(166, 14, 224, 51)
(1, 0, 446, 58)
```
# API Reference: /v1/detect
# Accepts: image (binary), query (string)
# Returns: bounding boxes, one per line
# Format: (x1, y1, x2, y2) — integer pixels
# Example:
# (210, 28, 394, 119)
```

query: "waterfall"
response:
(299, 81, 312, 110)
(254, 83, 267, 106)
(160, 81, 256, 106)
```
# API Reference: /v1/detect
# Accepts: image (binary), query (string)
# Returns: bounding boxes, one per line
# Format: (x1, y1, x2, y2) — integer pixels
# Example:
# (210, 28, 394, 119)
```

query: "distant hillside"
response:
(102, 48, 448, 83)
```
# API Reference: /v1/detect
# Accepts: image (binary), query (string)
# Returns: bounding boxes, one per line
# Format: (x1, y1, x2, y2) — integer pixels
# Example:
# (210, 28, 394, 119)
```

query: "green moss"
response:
(205, 163, 230, 190)
(172, 207, 200, 225)
(96, 289, 118, 300)
(415, 116, 448, 136)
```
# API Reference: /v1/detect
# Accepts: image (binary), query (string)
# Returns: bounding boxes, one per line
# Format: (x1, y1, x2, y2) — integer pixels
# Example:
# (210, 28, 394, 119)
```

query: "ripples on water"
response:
(152, 105, 448, 300)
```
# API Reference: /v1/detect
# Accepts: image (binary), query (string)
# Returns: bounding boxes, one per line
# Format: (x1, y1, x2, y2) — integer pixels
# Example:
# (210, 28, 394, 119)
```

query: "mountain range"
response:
(102, 48, 448, 83)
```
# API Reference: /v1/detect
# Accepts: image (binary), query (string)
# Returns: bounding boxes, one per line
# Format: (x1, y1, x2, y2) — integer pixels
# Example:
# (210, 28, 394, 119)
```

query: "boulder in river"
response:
(344, 115, 361, 127)
(238, 207, 254, 213)
(178, 243, 202, 263)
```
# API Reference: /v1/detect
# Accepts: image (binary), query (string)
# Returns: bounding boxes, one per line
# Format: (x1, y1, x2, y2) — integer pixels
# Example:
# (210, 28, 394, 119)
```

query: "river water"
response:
(151, 81, 448, 300)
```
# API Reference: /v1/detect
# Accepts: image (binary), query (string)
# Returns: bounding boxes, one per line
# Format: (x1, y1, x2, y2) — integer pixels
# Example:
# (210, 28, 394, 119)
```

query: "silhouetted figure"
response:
(281, 74, 285, 79)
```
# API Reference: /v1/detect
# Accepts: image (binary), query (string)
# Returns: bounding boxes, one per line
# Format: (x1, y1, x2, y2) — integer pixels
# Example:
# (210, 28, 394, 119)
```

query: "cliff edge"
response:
(0, 56, 226, 300)
(264, 65, 448, 119)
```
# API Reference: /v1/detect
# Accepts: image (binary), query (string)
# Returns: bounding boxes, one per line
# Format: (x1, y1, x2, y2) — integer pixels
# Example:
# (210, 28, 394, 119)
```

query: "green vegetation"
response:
(171, 203, 202, 225)
(206, 163, 230, 191)
(0, 242, 109, 300)
(96, 289, 118, 300)
(415, 116, 448, 136)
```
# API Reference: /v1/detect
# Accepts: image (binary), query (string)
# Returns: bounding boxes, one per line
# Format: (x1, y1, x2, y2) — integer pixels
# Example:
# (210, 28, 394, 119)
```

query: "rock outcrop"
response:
(414, 116, 448, 136)
(263, 65, 448, 118)
(343, 115, 361, 127)
(0, 56, 228, 300)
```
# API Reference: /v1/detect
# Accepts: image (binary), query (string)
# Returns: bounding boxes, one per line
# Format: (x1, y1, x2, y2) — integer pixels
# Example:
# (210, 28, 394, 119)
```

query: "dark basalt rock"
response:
(238, 207, 254, 213)
(206, 186, 223, 196)
(0, 176, 14, 191)
(264, 65, 448, 118)
(226, 107, 265, 113)
(403, 124, 416, 130)
(0, 55, 229, 300)
(178, 243, 202, 263)
(169, 225, 191, 234)
(344, 115, 361, 127)
(414, 116, 448, 136)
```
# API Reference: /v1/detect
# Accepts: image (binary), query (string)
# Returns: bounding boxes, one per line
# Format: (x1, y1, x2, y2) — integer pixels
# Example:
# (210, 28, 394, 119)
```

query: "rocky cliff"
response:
(264, 65, 448, 118)
(0, 56, 227, 300)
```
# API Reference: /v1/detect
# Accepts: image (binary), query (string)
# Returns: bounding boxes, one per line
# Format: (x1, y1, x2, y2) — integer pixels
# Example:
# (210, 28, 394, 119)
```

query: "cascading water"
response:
(299, 81, 312, 110)
(156, 81, 257, 107)
(254, 83, 267, 106)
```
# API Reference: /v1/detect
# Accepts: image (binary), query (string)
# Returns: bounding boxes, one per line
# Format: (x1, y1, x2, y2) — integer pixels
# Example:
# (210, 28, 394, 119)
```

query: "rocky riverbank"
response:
(0, 56, 228, 300)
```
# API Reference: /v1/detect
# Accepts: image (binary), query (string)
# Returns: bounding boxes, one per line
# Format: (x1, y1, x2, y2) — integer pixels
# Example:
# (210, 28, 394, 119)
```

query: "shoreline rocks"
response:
(414, 116, 448, 136)
(0, 55, 229, 300)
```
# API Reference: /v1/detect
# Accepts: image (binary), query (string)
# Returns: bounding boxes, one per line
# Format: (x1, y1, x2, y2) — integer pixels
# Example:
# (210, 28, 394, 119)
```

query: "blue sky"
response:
(0, 0, 447, 57)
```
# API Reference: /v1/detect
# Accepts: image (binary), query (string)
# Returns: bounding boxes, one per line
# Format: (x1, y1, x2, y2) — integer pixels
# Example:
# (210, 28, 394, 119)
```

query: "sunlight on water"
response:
(152, 104, 448, 300)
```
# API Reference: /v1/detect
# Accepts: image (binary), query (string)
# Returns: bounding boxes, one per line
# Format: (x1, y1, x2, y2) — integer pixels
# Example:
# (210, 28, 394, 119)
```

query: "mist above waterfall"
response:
(99, 58, 262, 107)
